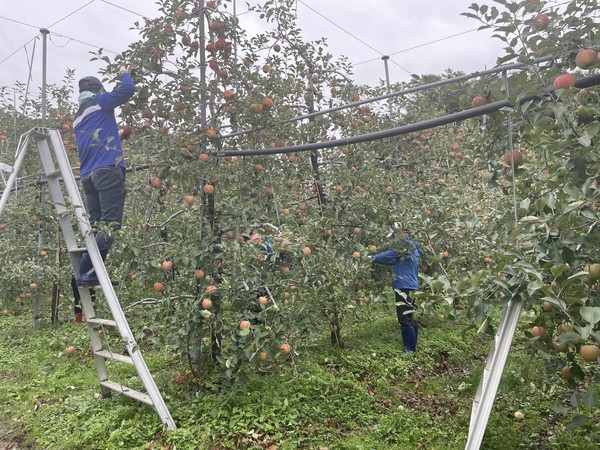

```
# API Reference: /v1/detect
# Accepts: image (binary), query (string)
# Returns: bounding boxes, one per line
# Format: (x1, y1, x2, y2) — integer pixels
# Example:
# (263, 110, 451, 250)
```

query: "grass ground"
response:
(0, 305, 598, 449)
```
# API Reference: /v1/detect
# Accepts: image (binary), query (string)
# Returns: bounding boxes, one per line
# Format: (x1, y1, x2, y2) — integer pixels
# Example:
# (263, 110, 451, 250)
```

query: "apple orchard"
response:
(0, 0, 599, 409)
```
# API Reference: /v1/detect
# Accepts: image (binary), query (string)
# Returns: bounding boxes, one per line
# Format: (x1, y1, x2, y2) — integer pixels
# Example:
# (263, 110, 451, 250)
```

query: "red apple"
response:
(532, 13, 550, 29)
(214, 38, 226, 51)
(553, 73, 575, 90)
(261, 97, 274, 109)
(575, 49, 598, 70)
(119, 124, 133, 140)
(223, 89, 235, 100)
(210, 21, 225, 33)
(471, 96, 487, 108)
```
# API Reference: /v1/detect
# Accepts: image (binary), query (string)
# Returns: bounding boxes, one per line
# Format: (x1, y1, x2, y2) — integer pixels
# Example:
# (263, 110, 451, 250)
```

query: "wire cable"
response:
(46, 0, 97, 28)
(0, 34, 39, 66)
(355, 28, 480, 67)
(0, 15, 39, 30)
(49, 33, 72, 49)
(20, 38, 37, 116)
(48, 31, 118, 54)
(297, 0, 412, 75)
(0, 2, 117, 70)
(100, 0, 147, 18)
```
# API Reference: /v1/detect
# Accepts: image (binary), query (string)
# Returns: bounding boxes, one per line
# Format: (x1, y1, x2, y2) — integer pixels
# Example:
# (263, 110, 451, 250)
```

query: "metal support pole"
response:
(381, 55, 398, 160)
(197, 1, 207, 135)
(34, 28, 50, 330)
(40, 29, 49, 122)
(197, 0, 207, 244)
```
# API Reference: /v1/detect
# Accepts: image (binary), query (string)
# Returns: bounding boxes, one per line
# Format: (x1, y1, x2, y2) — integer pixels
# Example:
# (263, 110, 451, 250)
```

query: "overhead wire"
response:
(100, 0, 147, 19)
(46, 0, 97, 28)
(1, 1, 552, 92)
(297, 0, 413, 75)
(47, 31, 118, 54)
(0, 15, 40, 30)
(49, 34, 72, 49)
(0, 0, 115, 70)
(354, 28, 480, 66)
(0, 34, 39, 66)
(2, 1, 488, 84)
(23, 37, 37, 104)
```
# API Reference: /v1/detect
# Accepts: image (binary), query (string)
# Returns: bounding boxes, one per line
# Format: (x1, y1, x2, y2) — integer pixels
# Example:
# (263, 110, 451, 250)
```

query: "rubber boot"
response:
(401, 325, 417, 353)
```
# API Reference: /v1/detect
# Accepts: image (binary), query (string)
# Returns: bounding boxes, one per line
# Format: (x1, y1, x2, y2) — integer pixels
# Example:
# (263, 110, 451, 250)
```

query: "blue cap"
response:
(79, 76, 103, 93)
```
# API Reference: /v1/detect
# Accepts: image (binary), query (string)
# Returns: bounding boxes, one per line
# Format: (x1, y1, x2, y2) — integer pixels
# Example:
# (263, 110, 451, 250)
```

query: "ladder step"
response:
(87, 317, 117, 327)
(99, 380, 153, 405)
(45, 169, 61, 179)
(55, 205, 71, 216)
(68, 246, 88, 253)
(95, 350, 134, 365)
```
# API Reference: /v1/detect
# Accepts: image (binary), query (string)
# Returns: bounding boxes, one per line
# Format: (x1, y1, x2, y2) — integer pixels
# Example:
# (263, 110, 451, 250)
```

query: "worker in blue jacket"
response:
(370, 227, 421, 352)
(73, 67, 135, 287)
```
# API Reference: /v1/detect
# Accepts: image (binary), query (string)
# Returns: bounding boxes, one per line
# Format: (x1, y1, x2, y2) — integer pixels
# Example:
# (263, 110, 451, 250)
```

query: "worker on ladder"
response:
(73, 67, 136, 287)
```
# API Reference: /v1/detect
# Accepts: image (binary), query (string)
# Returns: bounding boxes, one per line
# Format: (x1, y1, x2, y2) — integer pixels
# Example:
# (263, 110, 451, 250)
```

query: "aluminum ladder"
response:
(0, 128, 176, 430)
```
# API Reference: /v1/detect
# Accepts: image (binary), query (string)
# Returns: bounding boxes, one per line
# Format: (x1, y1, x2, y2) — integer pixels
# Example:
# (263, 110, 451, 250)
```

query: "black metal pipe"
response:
(219, 54, 559, 139)
(217, 74, 600, 157)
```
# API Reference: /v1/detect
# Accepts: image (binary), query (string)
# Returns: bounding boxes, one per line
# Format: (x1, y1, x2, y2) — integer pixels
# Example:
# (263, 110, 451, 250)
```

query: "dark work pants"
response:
(395, 288, 418, 352)
(77, 165, 126, 280)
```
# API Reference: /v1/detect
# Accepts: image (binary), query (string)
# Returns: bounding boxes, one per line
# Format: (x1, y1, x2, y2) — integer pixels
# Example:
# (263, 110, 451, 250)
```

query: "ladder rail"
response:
(465, 298, 523, 449)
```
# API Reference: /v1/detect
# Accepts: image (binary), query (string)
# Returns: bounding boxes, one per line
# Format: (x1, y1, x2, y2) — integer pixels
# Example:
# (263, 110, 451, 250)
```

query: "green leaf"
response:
(577, 135, 591, 147)
(570, 392, 580, 408)
(551, 404, 569, 414)
(581, 208, 598, 220)
(554, 332, 584, 345)
(569, 414, 590, 428)
(550, 264, 570, 277)
(470, 270, 484, 289)
(562, 184, 579, 201)
(580, 307, 600, 325)
(540, 296, 566, 310)
(493, 278, 510, 290)
(562, 248, 575, 265)
(583, 390, 597, 410)
(527, 280, 544, 295)
(567, 271, 589, 281)
(239, 328, 250, 337)
(565, 201, 585, 212)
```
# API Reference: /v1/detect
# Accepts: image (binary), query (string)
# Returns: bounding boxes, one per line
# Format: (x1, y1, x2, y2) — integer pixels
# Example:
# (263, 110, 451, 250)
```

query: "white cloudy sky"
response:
(0, 0, 507, 95)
